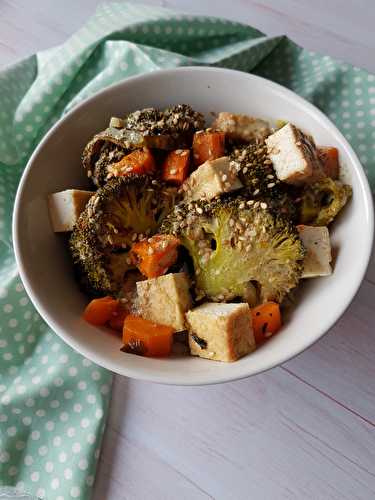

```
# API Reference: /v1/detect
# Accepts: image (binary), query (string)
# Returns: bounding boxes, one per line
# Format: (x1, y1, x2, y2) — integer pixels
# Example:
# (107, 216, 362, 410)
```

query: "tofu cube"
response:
(186, 302, 256, 362)
(136, 272, 192, 331)
(183, 156, 242, 201)
(48, 189, 93, 232)
(212, 112, 270, 142)
(265, 123, 323, 184)
(298, 225, 332, 278)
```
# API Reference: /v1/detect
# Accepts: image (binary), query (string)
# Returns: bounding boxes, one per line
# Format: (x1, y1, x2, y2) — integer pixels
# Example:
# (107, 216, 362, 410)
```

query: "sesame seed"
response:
(239, 236, 246, 241)
(260, 202, 268, 209)
(229, 219, 235, 227)
(147, 247, 154, 255)
(87, 170, 92, 178)
(242, 167, 248, 174)
(126, 257, 132, 265)
(267, 174, 274, 179)
(253, 189, 260, 195)
(246, 245, 252, 252)
(132, 233, 137, 241)
(175, 149, 183, 154)
(267, 182, 275, 188)
(169, 168, 177, 175)
(221, 174, 228, 182)
(247, 200, 255, 206)
(196, 207, 203, 214)
(239, 202, 245, 209)
(196, 130, 204, 135)
(264, 331, 273, 338)
(224, 182, 232, 189)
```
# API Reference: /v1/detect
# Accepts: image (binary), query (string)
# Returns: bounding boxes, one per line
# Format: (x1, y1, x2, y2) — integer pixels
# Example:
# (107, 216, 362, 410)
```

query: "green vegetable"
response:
(82, 105, 205, 187)
(300, 177, 352, 226)
(161, 197, 305, 304)
(70, 175, 177, 296)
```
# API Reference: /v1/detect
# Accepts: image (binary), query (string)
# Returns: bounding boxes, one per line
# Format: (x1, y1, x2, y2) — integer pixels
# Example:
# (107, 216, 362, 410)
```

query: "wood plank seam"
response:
(281, 365, 375, 427)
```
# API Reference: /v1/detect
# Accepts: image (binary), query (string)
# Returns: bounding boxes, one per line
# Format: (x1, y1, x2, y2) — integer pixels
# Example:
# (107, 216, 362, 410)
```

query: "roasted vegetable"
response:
(107, 148, 156, 179)
(70, 175, 177, 296)
(318, 146, 339, 179)
(83, 105, 205, 186)
(230, 143, 299, 222)
(162, 149, 191, 185)
(124, 104, 205, 137)
(251, 302, 282, 344)
(83, 297, 119, 326)
(122, 315, 174, 357)
(192, 131, 226, 166)
(299, 177, 352, 226)
(130, 234, 180, 278)
(161, 197, 305, 304)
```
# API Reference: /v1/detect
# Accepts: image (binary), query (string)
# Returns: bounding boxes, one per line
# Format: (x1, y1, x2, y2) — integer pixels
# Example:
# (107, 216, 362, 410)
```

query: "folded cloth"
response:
(0, 2, 374, 499)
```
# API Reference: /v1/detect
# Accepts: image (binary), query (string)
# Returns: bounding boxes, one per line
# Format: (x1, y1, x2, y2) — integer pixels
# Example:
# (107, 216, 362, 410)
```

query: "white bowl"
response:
(13, 67, 374, 385)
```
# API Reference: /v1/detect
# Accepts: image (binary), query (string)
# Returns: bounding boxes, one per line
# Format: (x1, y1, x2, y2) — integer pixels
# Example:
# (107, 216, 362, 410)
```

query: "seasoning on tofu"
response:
(49, 104, 351, 361)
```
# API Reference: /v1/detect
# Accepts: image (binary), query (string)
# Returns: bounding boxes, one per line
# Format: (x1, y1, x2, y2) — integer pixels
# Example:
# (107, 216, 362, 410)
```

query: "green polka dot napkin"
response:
(1, 2, 374, 499)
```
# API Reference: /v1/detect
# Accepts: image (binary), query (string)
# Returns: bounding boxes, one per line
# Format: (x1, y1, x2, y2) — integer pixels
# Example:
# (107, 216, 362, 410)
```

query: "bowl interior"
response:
(13, 67, 374, 385)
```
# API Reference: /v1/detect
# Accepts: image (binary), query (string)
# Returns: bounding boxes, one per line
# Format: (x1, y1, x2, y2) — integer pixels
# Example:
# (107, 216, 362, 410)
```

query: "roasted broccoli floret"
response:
(124, 104, 205, 136)
(161, 197, 305, 304)
(70, 175, 177, 296)
(229, 143, 298, 221)
(82, 105, 205, 186)
(299, 177, 352, 226)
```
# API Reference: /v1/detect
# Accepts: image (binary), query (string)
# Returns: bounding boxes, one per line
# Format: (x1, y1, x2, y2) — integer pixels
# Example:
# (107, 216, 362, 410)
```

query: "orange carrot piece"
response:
(108, 307, 128, 332)
(83, 297, 119, 326)
(130, 234, 180, 279)
(162, 149, 190, 185)
(251, 302, 282, 345)
(318, 146, 339, 179)
(122, 315, 174, 357)
(109, 148, 155, 177)
(192, 131, 225, 166)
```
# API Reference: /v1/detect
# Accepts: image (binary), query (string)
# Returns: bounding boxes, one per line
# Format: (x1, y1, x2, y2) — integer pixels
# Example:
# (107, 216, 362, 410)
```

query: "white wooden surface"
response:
(1, 1, 375, 499)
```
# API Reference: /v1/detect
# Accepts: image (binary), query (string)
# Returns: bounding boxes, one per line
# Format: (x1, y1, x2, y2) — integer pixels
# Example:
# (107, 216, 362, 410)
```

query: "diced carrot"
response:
(122, 315, 174, 357)
(130, 234, 180, 279)
(192, 131, 225, 166)
(162, 149, 190, 185)
(251, 302, 282, 345)
(108, 307, 128, 332)
(109, 148, 155, 177)
(83, 296, 119, 326)
(318, 146, 339, 179)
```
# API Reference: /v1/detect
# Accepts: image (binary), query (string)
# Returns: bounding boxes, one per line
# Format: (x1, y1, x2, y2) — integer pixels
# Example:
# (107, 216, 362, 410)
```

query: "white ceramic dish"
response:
(13, 67, 374, 385)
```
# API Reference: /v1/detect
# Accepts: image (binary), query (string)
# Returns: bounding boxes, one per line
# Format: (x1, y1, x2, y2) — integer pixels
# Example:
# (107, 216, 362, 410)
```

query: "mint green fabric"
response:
(1, 2, 374, 499)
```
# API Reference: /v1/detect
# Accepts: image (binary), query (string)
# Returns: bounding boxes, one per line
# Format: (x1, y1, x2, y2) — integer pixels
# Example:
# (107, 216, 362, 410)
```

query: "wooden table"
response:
(1, 1, 375, 499)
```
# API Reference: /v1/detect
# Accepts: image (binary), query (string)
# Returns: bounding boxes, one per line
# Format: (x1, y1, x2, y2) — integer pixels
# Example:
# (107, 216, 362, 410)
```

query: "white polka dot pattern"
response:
(1, 3, 375, 500)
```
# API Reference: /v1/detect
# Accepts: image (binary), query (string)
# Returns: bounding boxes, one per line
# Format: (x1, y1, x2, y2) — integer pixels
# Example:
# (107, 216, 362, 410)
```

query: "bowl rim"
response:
(12, 66, 374, 385)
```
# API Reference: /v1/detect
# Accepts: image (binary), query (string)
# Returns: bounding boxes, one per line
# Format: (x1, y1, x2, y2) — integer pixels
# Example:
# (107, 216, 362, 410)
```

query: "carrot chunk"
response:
(162, 149, 190, 185)
(130, 234, 180, 279)
(108, 307, 128, 332)
(251, 302, 282, 344)
(122, 315, 174, 357)
(192, 131, 225, 166)
(318, 146, 339, 179)
(109, 148, 155, 177)
(83, 297, 119, 326)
